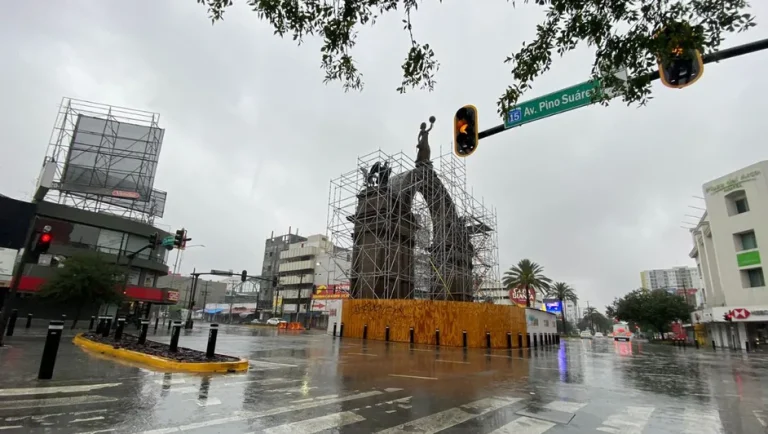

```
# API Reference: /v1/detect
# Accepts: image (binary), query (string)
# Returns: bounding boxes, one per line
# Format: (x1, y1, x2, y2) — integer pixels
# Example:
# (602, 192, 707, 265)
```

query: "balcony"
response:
(280, 246, 320, 260)
(279, 274, 314, 286)
(278, 260, 314, 273)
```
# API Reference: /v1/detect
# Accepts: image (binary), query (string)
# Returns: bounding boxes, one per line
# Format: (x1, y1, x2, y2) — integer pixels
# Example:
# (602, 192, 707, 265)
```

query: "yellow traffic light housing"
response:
(454, 105, 479, 157)
(655, 24, 704, 89)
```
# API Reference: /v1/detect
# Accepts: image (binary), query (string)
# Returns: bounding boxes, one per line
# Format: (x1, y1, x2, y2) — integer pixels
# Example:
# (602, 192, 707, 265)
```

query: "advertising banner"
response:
(313, 283, 351, 300)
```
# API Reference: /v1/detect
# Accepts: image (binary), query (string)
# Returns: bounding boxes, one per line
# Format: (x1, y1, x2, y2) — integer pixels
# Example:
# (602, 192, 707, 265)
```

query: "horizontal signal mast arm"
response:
(478, 37, 768, 141)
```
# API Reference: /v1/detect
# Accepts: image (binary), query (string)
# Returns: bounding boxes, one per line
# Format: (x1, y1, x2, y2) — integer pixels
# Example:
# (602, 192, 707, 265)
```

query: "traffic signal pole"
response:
(477, 38, 768, 141)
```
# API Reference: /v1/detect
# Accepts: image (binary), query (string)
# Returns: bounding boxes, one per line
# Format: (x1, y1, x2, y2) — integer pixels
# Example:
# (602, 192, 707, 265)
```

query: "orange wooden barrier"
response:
(340, 299, 526, 348)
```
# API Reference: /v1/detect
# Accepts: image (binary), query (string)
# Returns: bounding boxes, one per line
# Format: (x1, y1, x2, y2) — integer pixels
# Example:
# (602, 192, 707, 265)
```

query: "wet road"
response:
(1, 325, 767, 433)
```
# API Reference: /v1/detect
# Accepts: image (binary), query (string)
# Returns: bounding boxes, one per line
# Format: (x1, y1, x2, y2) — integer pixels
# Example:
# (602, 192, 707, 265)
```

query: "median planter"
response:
(73, 332, 249, 373)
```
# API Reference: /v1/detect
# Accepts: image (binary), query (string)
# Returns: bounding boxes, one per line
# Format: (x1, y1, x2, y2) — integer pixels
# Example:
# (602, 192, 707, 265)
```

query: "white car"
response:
(266, 318, 286, 326)
(579, 331, 593, 339)
(594, 332, 604, 338)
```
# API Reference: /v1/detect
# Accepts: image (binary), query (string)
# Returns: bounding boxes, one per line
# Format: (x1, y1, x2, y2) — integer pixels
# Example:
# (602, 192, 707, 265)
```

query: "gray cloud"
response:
(2, 1, 767, 310)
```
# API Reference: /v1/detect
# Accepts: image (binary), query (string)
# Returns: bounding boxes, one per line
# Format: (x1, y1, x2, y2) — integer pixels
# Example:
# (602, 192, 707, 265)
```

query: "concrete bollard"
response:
(5, 309, 18, 337)
(206, 324, 219, 359)
(138, 319, 150, 345)
(25, 313, 33, 329)
(169, 321, 182, 352)
(114, 318, 126, 341)
(38, 320, 64, 380)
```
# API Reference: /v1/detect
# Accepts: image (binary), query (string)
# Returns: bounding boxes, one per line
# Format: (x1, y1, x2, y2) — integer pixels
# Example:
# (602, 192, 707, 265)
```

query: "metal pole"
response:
(185, 271, 198, 329)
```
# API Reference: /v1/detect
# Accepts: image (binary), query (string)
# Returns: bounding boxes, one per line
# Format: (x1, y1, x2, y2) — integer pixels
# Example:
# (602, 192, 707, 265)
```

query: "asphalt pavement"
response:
(1, 324, 766, 433)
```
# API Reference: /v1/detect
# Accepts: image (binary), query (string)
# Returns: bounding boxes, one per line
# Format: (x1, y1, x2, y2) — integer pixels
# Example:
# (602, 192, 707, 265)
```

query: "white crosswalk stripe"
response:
(263, 411, 365, 434)
(376, 397, 523, 434)
(490, 416, 555, 434)
(596, 406, 654, 434)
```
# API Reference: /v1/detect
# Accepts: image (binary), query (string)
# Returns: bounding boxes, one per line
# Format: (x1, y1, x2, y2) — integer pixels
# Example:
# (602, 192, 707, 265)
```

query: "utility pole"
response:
(587, 300, 594, 334)
(200, 281, 209, 322)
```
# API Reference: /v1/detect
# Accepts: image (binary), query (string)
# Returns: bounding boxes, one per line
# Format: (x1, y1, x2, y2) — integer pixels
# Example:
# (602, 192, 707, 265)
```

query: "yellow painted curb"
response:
(72, 334, 249, 373)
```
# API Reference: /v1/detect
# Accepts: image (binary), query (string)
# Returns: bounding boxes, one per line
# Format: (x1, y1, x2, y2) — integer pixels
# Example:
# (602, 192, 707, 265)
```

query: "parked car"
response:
(579, 330, 593, 339)
(266, 317, 287, 326)
(594, 332, 604, 338)
(250, 319, 264, 324)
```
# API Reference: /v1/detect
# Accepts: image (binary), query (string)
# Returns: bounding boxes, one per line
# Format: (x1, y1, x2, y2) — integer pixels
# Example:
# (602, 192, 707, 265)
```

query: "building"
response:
(156, 274, 228, 309)
(640, 267, 701, 292)
(689, 161, 768, 351)
(0, 196, 178, 320)
(260, 231, 307, 310)
(276, 233, 350, 326)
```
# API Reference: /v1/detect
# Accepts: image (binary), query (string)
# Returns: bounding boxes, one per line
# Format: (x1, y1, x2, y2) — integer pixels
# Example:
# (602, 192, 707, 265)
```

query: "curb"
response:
(72, 334, 249, 373)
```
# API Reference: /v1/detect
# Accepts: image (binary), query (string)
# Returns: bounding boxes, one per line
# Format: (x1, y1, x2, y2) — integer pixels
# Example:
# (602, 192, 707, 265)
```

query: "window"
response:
(725, 190, 750, 216)
(735, 230, 758, 251)
(742, 268, 766, 288)
(267, 265, 272, 271)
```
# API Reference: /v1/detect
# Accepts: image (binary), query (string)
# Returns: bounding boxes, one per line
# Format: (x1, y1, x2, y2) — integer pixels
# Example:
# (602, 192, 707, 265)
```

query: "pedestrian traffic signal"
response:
(148, 232, 159, 247)
(655, 25, 704, 89)
(173, 229, 185, 248)
(241, 270, 247, 282)
(453, 105, 479, 157)
(34, 230, 52, 254)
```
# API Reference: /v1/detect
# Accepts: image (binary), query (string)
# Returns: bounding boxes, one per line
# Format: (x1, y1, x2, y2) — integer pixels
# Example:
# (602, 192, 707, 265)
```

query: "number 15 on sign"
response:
(508, 108, 522, 125)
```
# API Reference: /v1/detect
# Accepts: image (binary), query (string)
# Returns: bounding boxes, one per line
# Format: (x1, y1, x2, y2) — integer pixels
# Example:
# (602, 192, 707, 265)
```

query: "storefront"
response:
(693, 306, 768, 351)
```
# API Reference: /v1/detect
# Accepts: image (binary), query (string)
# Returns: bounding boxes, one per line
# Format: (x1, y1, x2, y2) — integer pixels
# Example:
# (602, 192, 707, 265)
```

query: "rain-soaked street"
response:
(1, 325, 767, 433)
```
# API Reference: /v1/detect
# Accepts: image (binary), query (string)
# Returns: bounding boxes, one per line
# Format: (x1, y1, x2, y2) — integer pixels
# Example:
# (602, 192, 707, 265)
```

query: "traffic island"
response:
(72, 332, 249, 373)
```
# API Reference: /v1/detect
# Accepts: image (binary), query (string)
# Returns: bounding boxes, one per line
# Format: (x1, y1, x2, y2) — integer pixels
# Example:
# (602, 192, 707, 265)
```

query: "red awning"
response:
(11, 276, 178, 305)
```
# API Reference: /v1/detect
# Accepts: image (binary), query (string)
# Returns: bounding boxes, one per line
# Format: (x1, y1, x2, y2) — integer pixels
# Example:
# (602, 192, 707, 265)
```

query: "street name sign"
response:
(161, 236, 174, 247)
(504, 69, 628, 129)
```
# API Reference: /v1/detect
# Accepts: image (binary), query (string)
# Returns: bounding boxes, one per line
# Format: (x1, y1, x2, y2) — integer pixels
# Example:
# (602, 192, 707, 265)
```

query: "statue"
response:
(361, 161, 392, 188)
(415, 116, 436, 164)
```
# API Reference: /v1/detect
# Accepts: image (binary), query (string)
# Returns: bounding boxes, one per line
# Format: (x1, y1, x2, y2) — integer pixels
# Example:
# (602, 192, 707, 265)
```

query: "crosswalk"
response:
(0, 375, 750, 433)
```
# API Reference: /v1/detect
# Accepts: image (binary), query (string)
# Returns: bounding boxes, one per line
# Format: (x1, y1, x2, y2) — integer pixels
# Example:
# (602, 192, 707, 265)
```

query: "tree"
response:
(502, 259, 552, 308)
(197, 1, 754, 116)
(608, 288, 692, 338)
(37, 253, 125, 329)
(544, 282, 577, 334)
(579, 309, 612, 334)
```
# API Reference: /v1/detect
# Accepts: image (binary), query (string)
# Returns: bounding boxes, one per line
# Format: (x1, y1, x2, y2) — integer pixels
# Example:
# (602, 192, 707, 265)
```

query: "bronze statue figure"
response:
(415, 116, 436, 164)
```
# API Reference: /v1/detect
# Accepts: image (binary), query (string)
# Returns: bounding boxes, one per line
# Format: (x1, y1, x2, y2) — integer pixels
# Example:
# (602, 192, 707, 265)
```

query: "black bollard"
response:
(533, 334, 538, 348)
(507, 332, 512, 349)
(95, 317, 104, 334)
(745, 341, 750, 352)
(463, 330, 468, 348)
(695, 339, 700, 349)
(61, 315, 66, 328)
(154, 317, 159, 333)
(547, 334, 551, 346)
(385, 325, 390, 342)
(167, 318, 173, 331)
(486, 332, 491, 349)
(170, 321, 182, 352)
(527, 333, 531, 347)
(38, 320, 64, 380)
(712, 340, 716, 350)
(518, 333, 523, 348)
(556, 334, 560, 344)
(114, 318, 126, 341)
(539, 334, 543, 347)
(363, 324, 368, 340)
(332, 322, 337, 337)
(138, 319, 150, 345)
(103, 318, 112, 337)
(409, 327, 414, 344)
(435, 329, 440, 347)
(26, 313, 33, 329)
(6, 309, 18, 337)
(206, 324, 219, 359)
(88, 316, 95, 331)
(339, 322, 344, 339)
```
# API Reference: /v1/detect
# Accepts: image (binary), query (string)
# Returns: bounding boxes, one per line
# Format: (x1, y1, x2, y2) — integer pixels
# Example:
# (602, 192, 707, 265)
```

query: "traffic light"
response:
(241, 270, 247, 282)
(148, 232, 158, 247)
(173, 229, 185, 249)
(655, 25, 704, 89)
(34, 229, 53, 254)
(272, 276, 278, 288)
(454, 105, 479, 157)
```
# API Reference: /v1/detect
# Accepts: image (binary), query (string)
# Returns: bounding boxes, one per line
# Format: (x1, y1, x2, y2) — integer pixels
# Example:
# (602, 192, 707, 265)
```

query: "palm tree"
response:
(502, 259, 552, 308)
(545, 282, 577, 334)
(583, 306, 598, 333)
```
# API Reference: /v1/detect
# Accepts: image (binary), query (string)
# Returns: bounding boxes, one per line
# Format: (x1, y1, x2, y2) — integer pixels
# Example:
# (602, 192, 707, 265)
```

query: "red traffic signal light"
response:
(40, 233, 51, 243)
(34, 231, 53, 254)
(454, 105, 479, 157)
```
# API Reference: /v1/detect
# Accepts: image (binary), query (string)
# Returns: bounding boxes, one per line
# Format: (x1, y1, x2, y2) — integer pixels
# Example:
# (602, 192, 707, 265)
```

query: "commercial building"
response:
(260, 231, 307, 310)
(157, 274, 228, 309)
(276, 233, 350, 326)
(689, 161, 768, 350)
(640, 267, 701, 292)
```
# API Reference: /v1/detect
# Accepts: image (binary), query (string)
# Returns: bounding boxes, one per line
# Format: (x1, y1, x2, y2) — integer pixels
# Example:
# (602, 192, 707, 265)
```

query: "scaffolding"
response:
(42, 97, 167, 224)
(326, 148, 499, 301)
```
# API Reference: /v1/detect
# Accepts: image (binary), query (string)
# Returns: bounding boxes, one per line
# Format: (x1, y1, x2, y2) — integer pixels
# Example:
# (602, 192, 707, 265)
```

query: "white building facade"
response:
(690, 161, 768, 351)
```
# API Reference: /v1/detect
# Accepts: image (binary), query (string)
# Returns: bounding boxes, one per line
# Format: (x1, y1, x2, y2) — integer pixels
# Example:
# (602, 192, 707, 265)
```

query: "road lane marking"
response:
(248, 360, 298, 368)
(263, 411, 365, 434)
(542, 401, 587, 414)
(347, 352, 377, 356)
(596, 406, 654, 434)
(490, 416, 555, 434)
(0, 383, 121, 397)
(0, 395, 118, 410)
(71, 416, 106, 423)
(679, 407, 722, 433)
(0, 427, 22, 431)
(377, 397, 523, 434)
(171, 378, 300, 394)
(265, 386, 317, 393)
(755, 410, 767, 427)
(139, 390, 389, 433)
(388, 374, 438, 380)
(435, 359, 470, 365)
(291, 394, 338, 403)
(195, 397, 221, 407)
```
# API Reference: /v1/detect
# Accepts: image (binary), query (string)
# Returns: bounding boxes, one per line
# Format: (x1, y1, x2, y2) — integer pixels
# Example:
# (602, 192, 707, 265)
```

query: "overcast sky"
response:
(2, 1, 767, 311)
